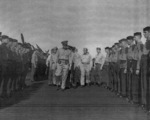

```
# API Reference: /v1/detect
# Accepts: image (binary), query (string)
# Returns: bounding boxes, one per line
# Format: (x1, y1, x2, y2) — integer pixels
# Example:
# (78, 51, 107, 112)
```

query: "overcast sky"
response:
(0, 0, 149, 56)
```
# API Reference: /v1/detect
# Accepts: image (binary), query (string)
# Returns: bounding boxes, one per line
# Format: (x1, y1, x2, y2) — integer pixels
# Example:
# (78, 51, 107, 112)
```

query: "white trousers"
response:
(80, 64, 91, 86)
(55, 63, 69, 89)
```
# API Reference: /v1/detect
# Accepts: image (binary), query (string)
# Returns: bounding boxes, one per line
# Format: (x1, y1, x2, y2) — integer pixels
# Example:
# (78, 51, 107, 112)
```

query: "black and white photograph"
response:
(0, 0, 150, 120)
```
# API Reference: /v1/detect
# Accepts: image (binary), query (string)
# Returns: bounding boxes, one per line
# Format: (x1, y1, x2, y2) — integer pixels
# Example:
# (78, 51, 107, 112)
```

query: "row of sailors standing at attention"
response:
(102, 26, 150, 113)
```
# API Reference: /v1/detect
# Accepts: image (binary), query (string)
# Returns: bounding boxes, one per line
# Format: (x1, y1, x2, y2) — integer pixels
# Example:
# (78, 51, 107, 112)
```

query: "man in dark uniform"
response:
(20, 44, 31, 90)
(132, 32, 143, 105)
(141, 26, 150, 111)
(0, 35, 12, 98)
(118, 38, 128, 98)
(6, 38, 18, 96)
(108, 47, 113, 90)
(102, 47, 110, 88)
(126, 36, 135, 102)
(111, 43, 120, 93)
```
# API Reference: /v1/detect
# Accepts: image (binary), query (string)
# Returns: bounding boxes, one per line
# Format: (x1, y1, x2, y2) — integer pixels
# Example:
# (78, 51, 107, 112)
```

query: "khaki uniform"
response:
(80, 53, 92, 86)
(55, 48, 72, 89)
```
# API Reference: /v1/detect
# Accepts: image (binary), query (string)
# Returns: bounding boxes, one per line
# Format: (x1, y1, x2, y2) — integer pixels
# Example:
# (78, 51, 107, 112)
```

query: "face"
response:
(121, 41, 126, 47)
(53, 49, 57, 54)
(119, 42, 122, 47)
(134, 36, 139, 42)
(114, 44, 119, 49)
(127, 40, 133, 45)
(109, 49, 112, 54)
(96, 49, 101, 53)
(143, 31, 150, 39)
(112, 47, 115, 52)
(105, 49, 109, 53)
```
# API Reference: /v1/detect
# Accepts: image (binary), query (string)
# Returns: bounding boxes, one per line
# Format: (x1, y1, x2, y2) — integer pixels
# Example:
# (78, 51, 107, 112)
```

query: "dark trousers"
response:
(147, 53, 150, 110)
(72, 67, 81, 86)
(111, 63, 119, 92)
(108, 63, 113, 89)
(119, 68, 127, 96)
(127, 60, 133, 100)
(132, 60, 140, 103)
(101, 65, 109, 86)
(1, 64, 11, 97)
(93, 64, 101, 84)
(140, 55, 148, 106)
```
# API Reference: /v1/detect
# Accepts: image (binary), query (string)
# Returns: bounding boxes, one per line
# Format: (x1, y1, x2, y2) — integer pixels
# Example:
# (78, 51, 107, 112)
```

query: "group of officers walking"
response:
(46, 26, 150, 113)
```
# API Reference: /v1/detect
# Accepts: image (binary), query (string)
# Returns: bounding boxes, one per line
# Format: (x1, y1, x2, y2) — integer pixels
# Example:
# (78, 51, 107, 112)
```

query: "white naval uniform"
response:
(80, 53, 92, 86)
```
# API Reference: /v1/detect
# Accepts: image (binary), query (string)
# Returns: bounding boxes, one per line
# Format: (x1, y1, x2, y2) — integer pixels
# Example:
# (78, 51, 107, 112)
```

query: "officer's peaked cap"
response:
(61, 40, 68, 44)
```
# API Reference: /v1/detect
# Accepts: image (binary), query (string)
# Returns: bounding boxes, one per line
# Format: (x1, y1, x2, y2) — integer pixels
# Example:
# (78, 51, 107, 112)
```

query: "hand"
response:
(124, 69, 127, 74)
(136, 69, 139, 75)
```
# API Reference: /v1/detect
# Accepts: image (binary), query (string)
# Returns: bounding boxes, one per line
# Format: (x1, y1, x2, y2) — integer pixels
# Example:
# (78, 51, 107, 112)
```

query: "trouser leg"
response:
(120, 68, 127, 97)
(140, 56, 147, 106)
(114, 64, 118, 92)
(85, 65, 91, 84)
(95, 64, 101, 84)
(61, 64, 69, 90)
(80, 65, 85, 86)
(48, 69, 53, 85)
(53, 70, 56, 85)
(132, 60, 140, 104)
(31, 64, 36, 81)
(55, 64, 62, 86)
